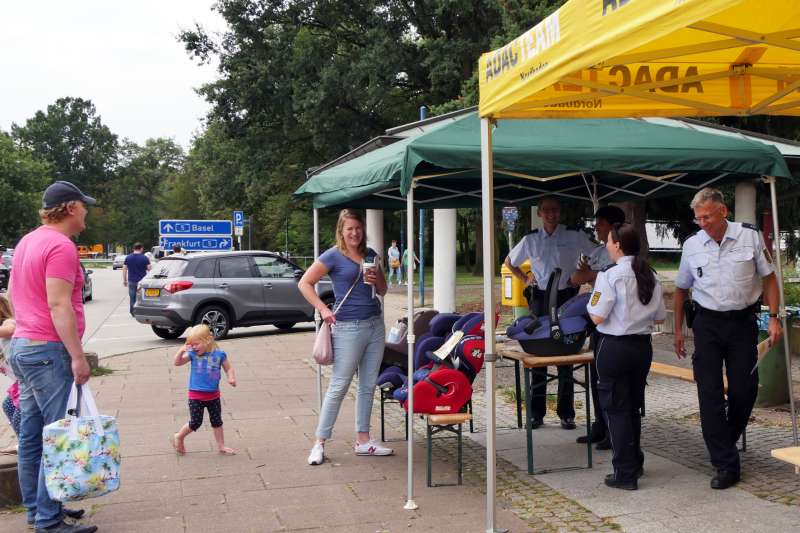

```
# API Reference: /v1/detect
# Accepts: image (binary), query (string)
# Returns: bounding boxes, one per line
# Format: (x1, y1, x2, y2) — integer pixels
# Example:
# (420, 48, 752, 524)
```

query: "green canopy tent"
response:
(296, 112, 790, 210)
(294, 112, 793, 513)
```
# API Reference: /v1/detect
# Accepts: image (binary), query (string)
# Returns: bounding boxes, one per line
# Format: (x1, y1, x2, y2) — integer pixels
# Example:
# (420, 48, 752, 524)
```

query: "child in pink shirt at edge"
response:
(171, 324, 237, 455)
(0, 295, 19, 454)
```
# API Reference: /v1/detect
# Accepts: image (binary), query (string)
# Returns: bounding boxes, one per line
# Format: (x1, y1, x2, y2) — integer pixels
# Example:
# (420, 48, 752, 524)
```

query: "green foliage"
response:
(11, 97, 118, 196)
(0, 132, 50, 244)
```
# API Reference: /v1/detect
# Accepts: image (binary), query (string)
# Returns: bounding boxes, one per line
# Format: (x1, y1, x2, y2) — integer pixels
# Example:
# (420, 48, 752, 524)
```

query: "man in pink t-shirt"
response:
(8, 180, 98, 533)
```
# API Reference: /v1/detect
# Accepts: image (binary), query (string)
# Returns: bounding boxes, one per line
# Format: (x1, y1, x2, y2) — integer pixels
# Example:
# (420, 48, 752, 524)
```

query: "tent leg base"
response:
(404, 499, 418, 511)
(487, 528, 509, 533)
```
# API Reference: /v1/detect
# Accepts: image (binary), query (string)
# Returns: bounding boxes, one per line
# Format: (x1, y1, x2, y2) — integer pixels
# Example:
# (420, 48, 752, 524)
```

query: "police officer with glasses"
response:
(505, 196, 597, 430)
(673, 187, 782, 490)
(587, 223, 666, 491)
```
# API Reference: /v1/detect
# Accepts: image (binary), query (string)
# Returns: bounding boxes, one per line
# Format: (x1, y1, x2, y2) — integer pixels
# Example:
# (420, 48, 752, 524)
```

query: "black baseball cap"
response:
(42, 181, 97, 209)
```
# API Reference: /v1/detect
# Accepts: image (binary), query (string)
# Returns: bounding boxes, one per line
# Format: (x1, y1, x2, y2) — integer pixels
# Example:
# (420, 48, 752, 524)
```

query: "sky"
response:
(1, 1, 227, 149)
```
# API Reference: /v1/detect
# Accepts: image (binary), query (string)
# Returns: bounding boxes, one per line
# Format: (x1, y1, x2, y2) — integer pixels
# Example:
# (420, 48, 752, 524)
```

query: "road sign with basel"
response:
(159, 219, 233, 251)
(159, 220, 232, 236)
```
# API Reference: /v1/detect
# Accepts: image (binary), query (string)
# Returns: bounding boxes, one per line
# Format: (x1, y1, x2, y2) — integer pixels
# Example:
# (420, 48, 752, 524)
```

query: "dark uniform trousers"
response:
(529, 287, 579, 421)
(588, 331, 607, 439)
(596, 333, 651, 481)
(692, 307, 759, 474)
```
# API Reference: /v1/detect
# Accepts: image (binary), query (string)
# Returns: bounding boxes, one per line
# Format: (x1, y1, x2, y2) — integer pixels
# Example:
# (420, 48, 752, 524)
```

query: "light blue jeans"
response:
(316, 315, 385, 440)
(9, 338, 74, 529)
(388, 266, 403, 284)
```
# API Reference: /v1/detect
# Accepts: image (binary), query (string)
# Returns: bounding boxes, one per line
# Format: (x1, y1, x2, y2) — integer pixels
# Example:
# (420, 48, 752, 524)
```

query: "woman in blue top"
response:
(299, 209, 390, 465)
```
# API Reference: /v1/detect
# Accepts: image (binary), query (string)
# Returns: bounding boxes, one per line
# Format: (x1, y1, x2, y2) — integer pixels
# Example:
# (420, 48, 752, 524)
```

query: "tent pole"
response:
(481, 118, 504, 533)
(767, 176, 799, 446)
(313, 208, 322, 410)
(404, 182, 418, 511)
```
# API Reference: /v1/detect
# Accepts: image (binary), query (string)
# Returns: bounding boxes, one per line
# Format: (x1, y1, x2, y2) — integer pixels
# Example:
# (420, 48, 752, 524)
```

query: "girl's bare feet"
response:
(218, 446, 236, 455)
(171, 434, 186, 455)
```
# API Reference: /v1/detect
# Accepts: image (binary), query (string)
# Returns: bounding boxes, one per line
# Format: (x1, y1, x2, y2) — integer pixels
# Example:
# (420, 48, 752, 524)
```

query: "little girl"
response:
(171, 324, 237, 455)
(0, 294, 19, 454)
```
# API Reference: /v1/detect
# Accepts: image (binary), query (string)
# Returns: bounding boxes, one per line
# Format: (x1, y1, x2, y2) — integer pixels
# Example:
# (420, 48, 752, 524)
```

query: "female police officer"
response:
(587, 223, 666, 490)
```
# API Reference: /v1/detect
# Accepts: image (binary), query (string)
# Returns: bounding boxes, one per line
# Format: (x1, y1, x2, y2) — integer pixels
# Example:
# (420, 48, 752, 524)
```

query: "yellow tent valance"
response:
(479, 0, 800, 119)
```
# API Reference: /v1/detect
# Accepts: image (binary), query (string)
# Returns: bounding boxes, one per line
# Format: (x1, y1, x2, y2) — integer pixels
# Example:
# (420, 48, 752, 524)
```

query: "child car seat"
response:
(397, 313, 489, 414)
(506, 269, 592, 356)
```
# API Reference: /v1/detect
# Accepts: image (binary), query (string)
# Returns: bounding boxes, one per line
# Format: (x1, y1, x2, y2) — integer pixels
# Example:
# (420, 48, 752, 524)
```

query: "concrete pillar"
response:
(735, 180, 758, 224)
(366, 209, 384, 262)
(433, 209, 457, 312)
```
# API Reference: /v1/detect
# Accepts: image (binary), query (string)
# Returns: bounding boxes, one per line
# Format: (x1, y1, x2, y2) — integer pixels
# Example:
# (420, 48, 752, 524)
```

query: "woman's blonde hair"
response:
(185, 324, 219, 352)
(335, 209, 367, 255)
(0, 294, 12, 322)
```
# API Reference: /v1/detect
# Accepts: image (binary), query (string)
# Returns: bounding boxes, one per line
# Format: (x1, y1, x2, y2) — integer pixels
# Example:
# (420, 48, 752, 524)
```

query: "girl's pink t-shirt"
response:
(11, 226, 85, 341)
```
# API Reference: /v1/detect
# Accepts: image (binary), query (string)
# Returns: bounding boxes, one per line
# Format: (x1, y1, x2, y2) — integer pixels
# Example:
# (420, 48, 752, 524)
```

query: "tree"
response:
(11, 97, 118, 196)
(0, 132, 50, 244)
(105, 138, 186, 247)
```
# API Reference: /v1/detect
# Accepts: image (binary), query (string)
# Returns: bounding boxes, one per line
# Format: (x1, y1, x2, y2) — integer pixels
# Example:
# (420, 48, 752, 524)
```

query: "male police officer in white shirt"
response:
(570, 205, 626, 448)
(673, 187, 782, 490)
(505, 196, 597, 429)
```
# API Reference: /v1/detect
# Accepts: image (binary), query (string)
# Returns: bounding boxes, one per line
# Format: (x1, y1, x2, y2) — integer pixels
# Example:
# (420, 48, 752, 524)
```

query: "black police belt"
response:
(695, 302, 759, 320)
(595, 331, 651, 341)
(532, 287, 577, 301)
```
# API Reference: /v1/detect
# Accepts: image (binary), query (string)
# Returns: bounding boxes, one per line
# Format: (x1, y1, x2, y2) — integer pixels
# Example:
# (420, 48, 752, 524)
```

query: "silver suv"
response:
(133, 251, 333, 340)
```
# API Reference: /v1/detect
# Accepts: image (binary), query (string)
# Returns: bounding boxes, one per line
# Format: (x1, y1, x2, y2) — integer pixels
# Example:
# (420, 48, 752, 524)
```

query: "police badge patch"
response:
(590, 291, 601, 306)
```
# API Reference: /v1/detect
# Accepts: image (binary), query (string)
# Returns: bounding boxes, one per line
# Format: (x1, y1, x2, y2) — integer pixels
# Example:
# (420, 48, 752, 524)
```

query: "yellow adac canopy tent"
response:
(479, 0, 800, 119)
(476, 2, 800, 531)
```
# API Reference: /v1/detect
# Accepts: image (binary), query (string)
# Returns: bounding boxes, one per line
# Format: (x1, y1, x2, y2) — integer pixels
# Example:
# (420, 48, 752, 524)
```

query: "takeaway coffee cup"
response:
(363, 259, 377, 299)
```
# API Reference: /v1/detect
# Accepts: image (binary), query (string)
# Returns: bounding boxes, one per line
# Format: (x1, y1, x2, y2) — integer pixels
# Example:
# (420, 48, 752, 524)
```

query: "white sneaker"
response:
(354, 439, 394, 456)
(307, 442, 324, 465)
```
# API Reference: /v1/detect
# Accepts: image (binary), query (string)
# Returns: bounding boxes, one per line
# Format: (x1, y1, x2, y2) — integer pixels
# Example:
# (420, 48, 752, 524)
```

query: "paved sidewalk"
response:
(1, 330, 529, 532)
(2, 291, 800, 532)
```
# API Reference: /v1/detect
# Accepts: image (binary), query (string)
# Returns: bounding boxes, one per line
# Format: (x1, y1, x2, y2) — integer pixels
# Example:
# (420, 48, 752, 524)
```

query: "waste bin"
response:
(755, 311, 790, 408)
(501, 260, 531, 319)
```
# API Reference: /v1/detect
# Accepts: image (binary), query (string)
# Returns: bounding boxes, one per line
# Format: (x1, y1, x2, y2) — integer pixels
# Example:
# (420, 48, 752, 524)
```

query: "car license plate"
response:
(145, 288, 160, 297)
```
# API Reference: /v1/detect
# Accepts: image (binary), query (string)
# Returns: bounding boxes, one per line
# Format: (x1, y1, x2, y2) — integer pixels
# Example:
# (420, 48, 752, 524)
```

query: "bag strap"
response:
(332, 273, 361, 316)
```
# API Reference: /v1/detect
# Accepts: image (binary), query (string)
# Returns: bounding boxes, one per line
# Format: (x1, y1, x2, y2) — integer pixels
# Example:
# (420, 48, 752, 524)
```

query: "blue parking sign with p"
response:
(234, 211, 244, 228)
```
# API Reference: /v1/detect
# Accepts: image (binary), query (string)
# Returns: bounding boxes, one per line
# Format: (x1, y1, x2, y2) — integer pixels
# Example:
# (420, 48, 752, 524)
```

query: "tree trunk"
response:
(618, 201, 649, 258)
(472, 218, 483, 276)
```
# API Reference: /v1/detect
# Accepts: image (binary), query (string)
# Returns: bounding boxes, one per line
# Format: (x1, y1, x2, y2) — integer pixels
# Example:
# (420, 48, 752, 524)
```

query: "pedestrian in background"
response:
(504, 196, 597, 430)
(673, 187, 781, 490)
(8, 180, 96, 533)
(401, 247, 419, 286)
(387, 239, 402, 286)
(570, 205, 626, 450)
(298, 209, 391, 466)
(587, 222, 665, 491)
(123, 242, 151, 316)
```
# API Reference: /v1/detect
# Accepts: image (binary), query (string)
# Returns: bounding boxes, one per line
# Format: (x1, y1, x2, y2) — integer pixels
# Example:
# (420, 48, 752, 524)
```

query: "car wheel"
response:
(151, 325, 186, 340)
(274, 322, 296, 330)
(198, 305, 230, 339)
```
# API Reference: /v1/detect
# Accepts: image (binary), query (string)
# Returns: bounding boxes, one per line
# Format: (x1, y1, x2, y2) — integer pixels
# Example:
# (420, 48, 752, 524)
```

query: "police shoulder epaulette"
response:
(685, 230, 698, 240)
(523, 229, 540, 236)
(565, 225, 581, 232)
(601, 263, 617, 272)
(742, 222, 760, 231)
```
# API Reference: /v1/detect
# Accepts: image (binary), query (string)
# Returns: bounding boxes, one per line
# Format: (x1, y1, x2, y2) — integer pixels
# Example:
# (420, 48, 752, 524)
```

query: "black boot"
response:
(604, 473, 637, 491)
